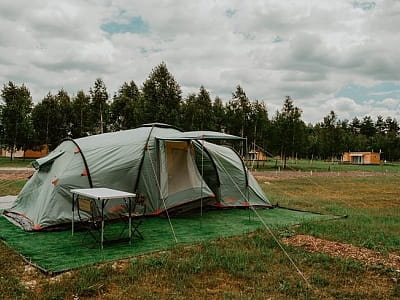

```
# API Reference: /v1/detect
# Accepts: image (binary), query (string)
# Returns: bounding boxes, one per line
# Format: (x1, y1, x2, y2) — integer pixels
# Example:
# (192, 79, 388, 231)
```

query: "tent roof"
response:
(156, 131, 243, 141)
(140, 123, 182, 131)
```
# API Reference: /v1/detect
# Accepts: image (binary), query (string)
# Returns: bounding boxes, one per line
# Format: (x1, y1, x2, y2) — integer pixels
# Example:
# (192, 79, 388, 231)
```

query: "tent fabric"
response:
(194, 141, 267, 207)
(0, 196, 17, 211)
(4, 124, 270, 231)
(156, 131, 244, 140)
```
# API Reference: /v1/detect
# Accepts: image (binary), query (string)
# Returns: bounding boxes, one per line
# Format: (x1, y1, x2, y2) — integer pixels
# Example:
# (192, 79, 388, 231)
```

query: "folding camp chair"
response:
(76, 197, 102, 246)
(121, 194, 146, 241)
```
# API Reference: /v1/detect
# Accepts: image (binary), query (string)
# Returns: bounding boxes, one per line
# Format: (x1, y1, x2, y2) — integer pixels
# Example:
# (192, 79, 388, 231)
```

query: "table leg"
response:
(101, 198, 104, 250)
(128, 197, 132, 244)
(72, 194, 75, 236)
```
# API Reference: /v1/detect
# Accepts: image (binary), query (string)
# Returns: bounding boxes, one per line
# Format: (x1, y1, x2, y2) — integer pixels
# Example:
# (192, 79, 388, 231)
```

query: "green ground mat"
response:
(0, 208, 340, 273)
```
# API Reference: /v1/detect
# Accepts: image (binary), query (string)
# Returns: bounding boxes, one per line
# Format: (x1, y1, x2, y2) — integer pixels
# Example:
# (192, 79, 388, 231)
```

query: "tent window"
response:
(31, 151, 65, 171)
(165, 141, 199, 195)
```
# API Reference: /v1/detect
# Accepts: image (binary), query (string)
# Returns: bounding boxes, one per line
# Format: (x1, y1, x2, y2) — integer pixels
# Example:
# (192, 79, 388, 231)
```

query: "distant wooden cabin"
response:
(245, 149, 268, 169)
(342, 152, 380, 165)
(248, 149, 268, 161)
(0, 145, 49, 159)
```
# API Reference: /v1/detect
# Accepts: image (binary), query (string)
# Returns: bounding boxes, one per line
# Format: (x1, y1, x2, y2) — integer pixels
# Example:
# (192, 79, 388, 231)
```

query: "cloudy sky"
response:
(1, 0, 399, 123)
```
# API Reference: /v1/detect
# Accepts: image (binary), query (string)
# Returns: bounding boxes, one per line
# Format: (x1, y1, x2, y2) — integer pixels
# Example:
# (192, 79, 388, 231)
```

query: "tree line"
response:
(1, 62, 400, 162)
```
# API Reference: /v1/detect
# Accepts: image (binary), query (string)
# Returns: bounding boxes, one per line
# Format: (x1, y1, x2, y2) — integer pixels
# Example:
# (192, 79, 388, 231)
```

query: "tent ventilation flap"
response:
(31, 151, 65, 170)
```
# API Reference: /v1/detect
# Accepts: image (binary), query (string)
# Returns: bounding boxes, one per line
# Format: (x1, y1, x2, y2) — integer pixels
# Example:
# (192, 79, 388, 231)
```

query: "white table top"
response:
(70, 188, 136, 200)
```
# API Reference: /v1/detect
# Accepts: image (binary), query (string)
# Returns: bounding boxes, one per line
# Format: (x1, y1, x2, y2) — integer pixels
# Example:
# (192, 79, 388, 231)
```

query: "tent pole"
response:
(147, 141, 178, 243)
(65, 138, 93, 188)
(133, 125, 156, 193)
(245, 137, 248, 160)
(200, 138, 204, 220)
(248, 179, 251, 222)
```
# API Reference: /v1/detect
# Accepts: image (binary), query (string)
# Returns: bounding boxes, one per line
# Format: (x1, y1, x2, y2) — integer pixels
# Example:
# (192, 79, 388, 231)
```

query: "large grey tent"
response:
(4, 123, 270, 231)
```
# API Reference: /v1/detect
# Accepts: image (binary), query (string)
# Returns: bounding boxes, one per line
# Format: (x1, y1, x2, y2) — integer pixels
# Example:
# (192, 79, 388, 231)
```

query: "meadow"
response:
(0, 167, 399, 299)
(246, 158, 400, 173)
(0, 157, 33, 168)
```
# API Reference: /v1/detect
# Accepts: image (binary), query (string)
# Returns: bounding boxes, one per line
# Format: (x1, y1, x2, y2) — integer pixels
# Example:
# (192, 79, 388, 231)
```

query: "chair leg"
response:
(79, 222, 102, 248)
(131, 220, 144, 240)
(132, 226, 144, 240)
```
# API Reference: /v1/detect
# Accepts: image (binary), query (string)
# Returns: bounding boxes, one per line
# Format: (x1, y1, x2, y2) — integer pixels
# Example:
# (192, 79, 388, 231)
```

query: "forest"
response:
(1, 62, 400, 161)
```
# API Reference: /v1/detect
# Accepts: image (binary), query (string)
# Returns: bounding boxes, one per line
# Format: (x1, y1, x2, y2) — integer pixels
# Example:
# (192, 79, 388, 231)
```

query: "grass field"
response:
(0, 179, 26, 196)
(246, 158, 400, 173)
(0, 157, 33, 168)
(1, 156, 400, 173)
(1, 174, 400, 299)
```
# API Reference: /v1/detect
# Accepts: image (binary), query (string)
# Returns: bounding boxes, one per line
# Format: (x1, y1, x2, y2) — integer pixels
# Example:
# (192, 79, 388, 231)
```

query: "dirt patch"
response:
(0, 173, 32, 180)
(283, 234, 400, 271)
(0, 168, 34, 180)
(252, 170, 399, 181)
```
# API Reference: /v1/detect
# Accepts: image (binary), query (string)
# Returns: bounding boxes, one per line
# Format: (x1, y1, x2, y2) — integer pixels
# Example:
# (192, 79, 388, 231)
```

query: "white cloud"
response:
(0, 0, 399, 124)
(380, 98, 400, 109)
(306, 96, 400, 124)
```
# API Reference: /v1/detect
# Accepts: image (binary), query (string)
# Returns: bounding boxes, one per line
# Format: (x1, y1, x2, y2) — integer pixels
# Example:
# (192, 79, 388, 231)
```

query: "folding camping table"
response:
(71, 188, 137, 249)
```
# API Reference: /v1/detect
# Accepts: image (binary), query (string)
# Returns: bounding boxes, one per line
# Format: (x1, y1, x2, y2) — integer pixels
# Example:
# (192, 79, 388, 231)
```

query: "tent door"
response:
(158, 140, 215, 212)
(164, 141, 199, 195)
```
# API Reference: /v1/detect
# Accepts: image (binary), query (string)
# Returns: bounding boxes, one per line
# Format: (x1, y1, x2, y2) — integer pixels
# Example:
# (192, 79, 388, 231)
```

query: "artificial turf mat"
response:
(0, 208, 339, 273)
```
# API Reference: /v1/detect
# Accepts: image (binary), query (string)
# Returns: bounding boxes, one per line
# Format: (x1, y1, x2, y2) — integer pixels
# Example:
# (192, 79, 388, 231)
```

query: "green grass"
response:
(0, 157, 34, 168)
(247, 158, 400, 173)
(0, 179, 26, 196)
(1, 174, 400, 299)
(0, 208, 335, 273)
(263, 176, 400, 252)
(0, 246, 32, 300)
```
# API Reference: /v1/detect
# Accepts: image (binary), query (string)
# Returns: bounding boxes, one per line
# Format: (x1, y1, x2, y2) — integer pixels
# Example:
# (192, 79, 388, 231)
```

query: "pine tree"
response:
(0, 82, 33, 159)
(249, 100, 269, 149)
(181, 93, 197, 130)
(56, 89, 73, 138)
(320, 111, 342, 160)
(71, 90, 91, 137)
(195, 86, 213, 130)
(360, 115, 376, 137)
(142, 62, 182, 126)
(110, 81, 141, 130)
(89, 78, 109, 134)
(225, 85, 251, 138)
(31, 93, 62, 149)
(212, 97, 226, 132)
(274, 96, 304, 167)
